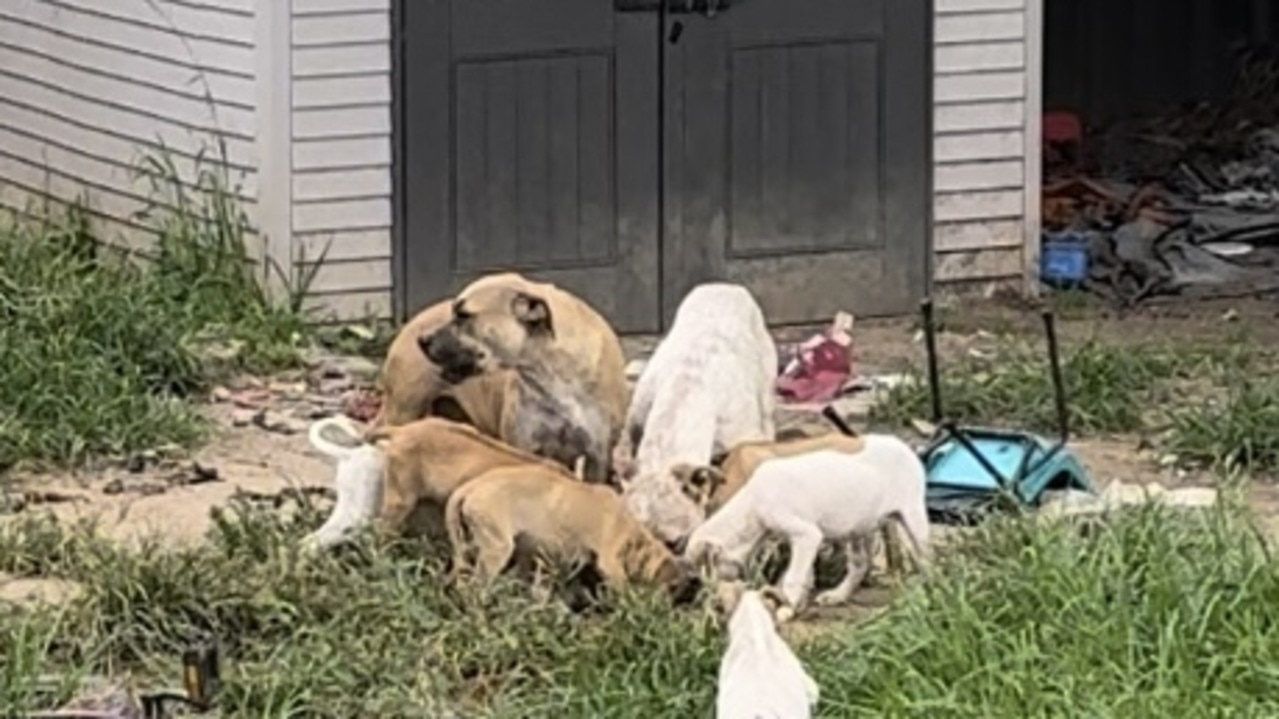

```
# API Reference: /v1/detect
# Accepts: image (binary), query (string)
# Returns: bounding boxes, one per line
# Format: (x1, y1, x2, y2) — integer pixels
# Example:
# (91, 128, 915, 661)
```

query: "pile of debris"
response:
(1042, 62, 1279, 306)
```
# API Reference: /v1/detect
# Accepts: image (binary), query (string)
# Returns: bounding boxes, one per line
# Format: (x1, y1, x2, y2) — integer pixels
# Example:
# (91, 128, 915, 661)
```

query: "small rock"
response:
(102, 479, 125, 495)
(189, 462, 220, 485)
(318, 376, 355, 395)
(269, 381, 309, 399)
(625, 359, 648, 381)
(252, 409, 307, 435)
(135, 482, 168, 497)
(315, 355, 380, 383)
(210, 386, 233, 403)
(124, 454, 148, 474)
(343, 324, 377, 341)
(910, 418, 937, 437)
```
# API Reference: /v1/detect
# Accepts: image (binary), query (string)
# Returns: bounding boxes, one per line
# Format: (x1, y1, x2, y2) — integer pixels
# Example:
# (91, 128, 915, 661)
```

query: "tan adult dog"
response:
(420, 273, 628, 483)
(672, 432, 869, 515)
(444, 464, 701, 604)
(365, 416, 584, 538)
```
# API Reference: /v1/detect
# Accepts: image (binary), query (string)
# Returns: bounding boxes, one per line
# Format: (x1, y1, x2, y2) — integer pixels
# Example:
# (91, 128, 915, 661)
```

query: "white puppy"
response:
(716, 585, 819, 719)
(615, 283, 777, 546)
(301, 415, 386, 551)
(686, 437, 930, 621)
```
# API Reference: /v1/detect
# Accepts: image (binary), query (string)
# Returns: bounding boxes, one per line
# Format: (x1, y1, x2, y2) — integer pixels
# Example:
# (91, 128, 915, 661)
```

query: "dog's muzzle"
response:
(419, 330, 480, 383)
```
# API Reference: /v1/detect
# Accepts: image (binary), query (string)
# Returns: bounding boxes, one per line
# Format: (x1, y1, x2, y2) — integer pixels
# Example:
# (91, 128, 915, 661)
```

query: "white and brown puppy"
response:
(302, 415, 388, 552)
(672, 432, 870, 515)
(685, 437, 931, 622)
(444, 463, 701, 604)
(715, 583, 819, 719)
(613, 282, 777, 547)
(420, 274, 628, 484)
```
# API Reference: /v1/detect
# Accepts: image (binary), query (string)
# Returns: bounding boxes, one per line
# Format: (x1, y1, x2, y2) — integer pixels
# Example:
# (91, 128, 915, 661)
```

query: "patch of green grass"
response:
(810, 504, 1279, 717)
(1164, 376, 1279, 473)
(0, 146, 321, 469)
(1, 499, 1276, 717)
(871, 337, 1194, 434)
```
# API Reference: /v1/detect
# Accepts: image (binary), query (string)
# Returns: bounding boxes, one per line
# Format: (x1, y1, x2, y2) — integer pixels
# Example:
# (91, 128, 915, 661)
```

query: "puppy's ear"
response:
(690, 467, 725, 493)
(511, 292, 554, 337)
(759, 586, 790, 614)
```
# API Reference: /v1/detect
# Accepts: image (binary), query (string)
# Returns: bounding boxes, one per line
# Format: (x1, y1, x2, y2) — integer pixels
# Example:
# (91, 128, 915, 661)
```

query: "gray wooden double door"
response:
(401, 0, 930, 333)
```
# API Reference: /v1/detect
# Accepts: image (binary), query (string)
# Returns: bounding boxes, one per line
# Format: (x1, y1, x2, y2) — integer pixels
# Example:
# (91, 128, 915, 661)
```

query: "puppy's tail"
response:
(308, 415, 365, 459)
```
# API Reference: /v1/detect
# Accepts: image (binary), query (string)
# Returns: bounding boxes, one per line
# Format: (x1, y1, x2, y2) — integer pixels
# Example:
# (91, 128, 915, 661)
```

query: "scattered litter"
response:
(1039, 480, 1219, 520)
(1041, 87, 1279, 306)
(776, 312, 857, 405)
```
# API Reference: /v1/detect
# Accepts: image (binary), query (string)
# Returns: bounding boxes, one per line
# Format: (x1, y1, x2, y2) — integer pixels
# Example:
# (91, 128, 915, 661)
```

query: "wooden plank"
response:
(935, 130, 1024, 162)
(0, 74, 256, 170)
(936, 0, 1024, 13)
(292, 12, 390, 47)
(935, 41, 1025, 73)
(302, 289, 393, 320)
(934, 189, 1024, 222)
(292, 167, 391, 202)
(292, 136, 391, 171)
(935, 99, 1024, 133)
(934, 218, 1024, 252)
(299, 258, 392, 294)
(295, 228, 392, 262)
(3, 1, 254, 76)
(292, 197, 391, 232)
(292, 106, 390, 140)
(2, 20, 255, 107)
(935, 71, 1025, 103)
(293, 0, 389, 15)
(0, 45, 256, 139)
(292, 43, 390, 78)
(934, 159, 1024, 192)
(293, 74, 391, 108)
(936, 11, 1025, 44)
(933, 246, 1024, 282)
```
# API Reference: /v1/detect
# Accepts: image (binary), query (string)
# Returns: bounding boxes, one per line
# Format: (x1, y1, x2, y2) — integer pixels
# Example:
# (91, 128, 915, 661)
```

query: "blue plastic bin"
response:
(1040, 233, 1090, 287)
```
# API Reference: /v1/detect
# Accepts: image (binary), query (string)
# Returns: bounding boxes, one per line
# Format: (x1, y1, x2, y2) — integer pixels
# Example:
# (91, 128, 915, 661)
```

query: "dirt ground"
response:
(4, 295, 1278, 607)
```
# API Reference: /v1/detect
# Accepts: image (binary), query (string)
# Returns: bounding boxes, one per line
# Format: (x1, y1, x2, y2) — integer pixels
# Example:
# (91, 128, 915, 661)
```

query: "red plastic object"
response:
(1043, 111, 1083, 145)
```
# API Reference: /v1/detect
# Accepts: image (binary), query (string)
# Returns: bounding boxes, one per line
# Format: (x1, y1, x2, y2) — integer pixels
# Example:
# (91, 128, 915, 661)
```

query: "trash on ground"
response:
(1038, 481, 1219, 521)
(1041, 83, 1279, 306)
(775, 312, 858, 405)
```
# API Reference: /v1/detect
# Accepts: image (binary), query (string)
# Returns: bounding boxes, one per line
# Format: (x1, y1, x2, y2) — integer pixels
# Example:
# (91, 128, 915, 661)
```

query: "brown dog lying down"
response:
(445, 463, 701, 604)
(673, 432, 869, 514)
(366, 416, 584, 539)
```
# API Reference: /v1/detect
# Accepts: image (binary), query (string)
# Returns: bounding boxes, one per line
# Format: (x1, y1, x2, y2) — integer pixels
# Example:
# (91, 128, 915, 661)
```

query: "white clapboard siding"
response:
(0, 0, 258, 251)
(290, 0, 394, 320)
(933, 0, 1031, 284)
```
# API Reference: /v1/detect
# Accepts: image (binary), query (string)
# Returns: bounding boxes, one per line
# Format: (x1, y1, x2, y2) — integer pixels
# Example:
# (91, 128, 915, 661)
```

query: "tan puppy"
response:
(366, 416, 583, 538)
(444, 464, 701, 604)
(370, 297, 511, 435)
(420, 274, 628, 484)
(672, 432, 869, 514)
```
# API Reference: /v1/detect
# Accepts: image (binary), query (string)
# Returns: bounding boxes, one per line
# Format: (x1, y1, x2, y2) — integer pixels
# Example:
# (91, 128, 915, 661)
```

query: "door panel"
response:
(661, 0, 930, 325)
(402, 0, 662, 332)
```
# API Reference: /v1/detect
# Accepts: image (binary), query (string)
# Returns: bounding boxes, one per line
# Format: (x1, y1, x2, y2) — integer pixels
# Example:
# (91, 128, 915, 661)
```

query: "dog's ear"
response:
(511, 292, 554, 337)
(758, 586, 790, 614)
(690, 467, 725, 493)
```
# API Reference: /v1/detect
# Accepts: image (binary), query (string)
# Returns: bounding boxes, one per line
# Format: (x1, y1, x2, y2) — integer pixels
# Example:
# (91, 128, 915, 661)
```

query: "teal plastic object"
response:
(921, 428, 1094, 521)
